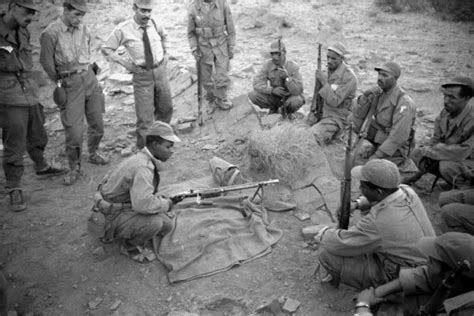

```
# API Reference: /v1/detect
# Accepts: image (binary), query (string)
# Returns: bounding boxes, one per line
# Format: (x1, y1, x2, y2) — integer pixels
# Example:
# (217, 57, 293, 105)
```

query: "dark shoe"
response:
(88, 153, 109, 165)
(36, 165, 67, 178)
(9, 189, 26, 212)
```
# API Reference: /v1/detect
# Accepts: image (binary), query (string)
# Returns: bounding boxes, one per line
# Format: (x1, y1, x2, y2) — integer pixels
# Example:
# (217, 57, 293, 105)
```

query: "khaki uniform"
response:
(319, 185, 435, 289)
(187, 0, 236, 102)
(439, 188, 474, 235)
(412, 101, 474, 187)
(352, 84, 416, 169)
(0, 13, 49, 189)
(40, 20, 105, 169)
(248, 59, 304, 113)
(310, 62, 357, 143)
(93, 148, 173, 247)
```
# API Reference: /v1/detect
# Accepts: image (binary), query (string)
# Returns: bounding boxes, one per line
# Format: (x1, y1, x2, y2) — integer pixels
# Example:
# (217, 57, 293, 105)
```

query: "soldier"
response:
(315, 159, 435, 289)
(187, 0, 236, 112)
(438, 188, 474, 235)
(1, 0, 65, 212)
(351, 62, 417, 173)
(91, 121, 181, 263)
(308, 42, 358, 144)
(248, 40, 305, 117)
(40, 0, 108, 186)
(407, 76, 473, 189)
(102, 0, 172, 149)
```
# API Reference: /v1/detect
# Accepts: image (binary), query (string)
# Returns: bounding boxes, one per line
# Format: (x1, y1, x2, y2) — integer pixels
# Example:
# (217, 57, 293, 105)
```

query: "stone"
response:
(92, 246, 105, 256)
(88, 297, 103, 310)
(293, 212, 310, 221)
(120, 147, 133, 157)
(282, 297, 300, 313)
(108, 73, 133, 85)
(310, 210, 334, 225)
(109, 299, 122, 311)
(168, 312, 199, 316)
(176, 122, 195, 134)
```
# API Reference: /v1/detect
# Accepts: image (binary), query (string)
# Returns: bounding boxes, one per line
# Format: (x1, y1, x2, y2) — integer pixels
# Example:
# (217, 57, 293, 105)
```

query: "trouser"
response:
(318, 247, 396, 289)
(310, 117, 343, 144)
(133, 65, 173, 149)
(107, 210, 173, 247)
(439, 189, 474, 234)
(439, 160, 474, 188)
(0, 103, 48, 189)
(248, 91, 305, 114)
(200, 44, 230, 101)
(61, 69, 104, 169)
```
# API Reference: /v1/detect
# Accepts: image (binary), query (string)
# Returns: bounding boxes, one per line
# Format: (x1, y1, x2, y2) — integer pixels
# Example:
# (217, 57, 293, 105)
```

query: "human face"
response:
(327, 50, 342, 72)
(12, 4, 37, 28)
(377, 70, 397, 91)
(63, 7, 85, 28)
(359, 181, 379, 203)
(271, 51, 285, 66)
(133, 5, 152, 26)
(442, 86, 468, 116)
(150, 140, 174, 162)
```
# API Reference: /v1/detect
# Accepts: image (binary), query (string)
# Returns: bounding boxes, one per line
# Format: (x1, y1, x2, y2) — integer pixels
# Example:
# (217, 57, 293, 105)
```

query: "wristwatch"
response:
(355, 302, 370, 309)
(285, 77, 291, 82)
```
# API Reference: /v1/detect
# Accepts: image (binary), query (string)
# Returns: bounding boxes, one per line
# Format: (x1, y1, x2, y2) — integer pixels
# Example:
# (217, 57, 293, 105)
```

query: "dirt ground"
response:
(1, 0, 473, 315)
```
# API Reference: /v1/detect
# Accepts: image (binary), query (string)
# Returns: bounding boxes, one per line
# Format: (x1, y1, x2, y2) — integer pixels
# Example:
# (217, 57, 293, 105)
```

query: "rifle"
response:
(419, 260, 471, 316)
(277, 37, 289, 119)
(196, 55, 203, 126)
(171, 179, 279, 210)
(308, 43, 323, 125)
(351, 91, 380, 162)
(338, 124, 352, 229)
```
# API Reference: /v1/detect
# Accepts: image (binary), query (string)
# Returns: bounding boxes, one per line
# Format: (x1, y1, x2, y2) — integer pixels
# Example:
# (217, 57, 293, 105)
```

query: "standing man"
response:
(40, 0, 108, 186)
(308, 42, 358, 144)
(351, 62, 416, 172)
(248, 40, 305, 117)
(407, 76, 473, 189)
(1, 0, 65, 212)
(315, 159, 435, 289)
(187, 0, 236, 112)
(102, 0, 172, 149)
(92, 121, 181, 263)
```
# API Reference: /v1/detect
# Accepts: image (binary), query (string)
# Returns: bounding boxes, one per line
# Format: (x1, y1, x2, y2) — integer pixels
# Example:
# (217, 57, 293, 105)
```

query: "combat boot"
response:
(9, 189, 26, 212)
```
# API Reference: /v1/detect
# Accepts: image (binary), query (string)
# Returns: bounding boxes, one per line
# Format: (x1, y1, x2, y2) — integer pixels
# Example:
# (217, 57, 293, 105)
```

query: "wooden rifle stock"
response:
(196, 57, 203, 126)
(310, 43, 323, 122)
(339, 124, 353, 229)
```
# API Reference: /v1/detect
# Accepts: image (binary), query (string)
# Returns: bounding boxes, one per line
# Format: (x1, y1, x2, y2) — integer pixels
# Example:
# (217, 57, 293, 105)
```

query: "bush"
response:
(429, 0, 474, 21)
(374, 0, 432, 13)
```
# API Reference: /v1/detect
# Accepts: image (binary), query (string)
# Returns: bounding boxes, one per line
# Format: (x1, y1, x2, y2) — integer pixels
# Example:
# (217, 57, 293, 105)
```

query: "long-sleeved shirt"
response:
(0, 14, 39, 106)
(99, 148, 170, 214)
(423, 100, 474, 162)
(321, 185, 435, 267)
(253, 59, 303, 97)
(352, 84, 416, 157)
(40, 18, 91, 81)
(319, 62, 357, 124)
(102, 18, 168, 68)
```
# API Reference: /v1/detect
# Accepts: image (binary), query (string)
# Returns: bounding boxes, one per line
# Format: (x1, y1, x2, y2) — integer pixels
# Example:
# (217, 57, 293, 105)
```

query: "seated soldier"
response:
(438, 188, 474, 235)
(91, 121, 181, 263)
(315, 159, 435, 289)
(354, 232, 474, 316)
(407, 76, 474, 189)
(248, 40, 304, 118)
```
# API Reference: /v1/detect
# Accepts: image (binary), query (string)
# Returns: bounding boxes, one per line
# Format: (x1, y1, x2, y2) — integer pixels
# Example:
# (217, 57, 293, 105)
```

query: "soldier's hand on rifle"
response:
(315, 69, 327, 85)
(170, 195, 184, 205)
(191, 48, 201, 61)
(228, 45, 235, 59)
(272, 86, 289, 97)
(277, 67, 289, 80)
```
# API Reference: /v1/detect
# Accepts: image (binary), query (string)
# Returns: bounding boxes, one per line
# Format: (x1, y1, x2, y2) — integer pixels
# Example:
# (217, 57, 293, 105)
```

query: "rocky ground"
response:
(0, 0, 473, 315)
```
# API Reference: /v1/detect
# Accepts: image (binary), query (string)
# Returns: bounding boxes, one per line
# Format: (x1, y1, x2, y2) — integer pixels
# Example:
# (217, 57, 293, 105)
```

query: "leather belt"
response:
(58, 68, 88, 79)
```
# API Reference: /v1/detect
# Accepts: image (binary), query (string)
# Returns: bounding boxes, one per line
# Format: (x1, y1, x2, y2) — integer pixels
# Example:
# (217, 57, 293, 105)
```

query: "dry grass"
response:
(248, 122, 319, 184)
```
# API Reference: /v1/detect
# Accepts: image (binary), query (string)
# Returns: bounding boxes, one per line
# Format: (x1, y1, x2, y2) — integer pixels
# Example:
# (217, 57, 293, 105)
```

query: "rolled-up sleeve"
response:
(39, 30, 58, 82)
(399, 265, 437, 294)
(130, 166, 170, 214)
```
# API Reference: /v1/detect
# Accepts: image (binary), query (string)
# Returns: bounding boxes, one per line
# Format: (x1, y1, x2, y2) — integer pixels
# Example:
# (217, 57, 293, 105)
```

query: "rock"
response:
(88, 297, 103, 310)
(176, 122, 195, 134)
(282, 297, 300, 313)
(122, 98, 135, 106)
(108, 73, 133, 85)
(293, 211, 310, 221)
(168, 312, 199, 316)
(109, 299, 122, 311)
(310, 210, 334, 225)
(240, 64, 254, 73)
(202, 144, 218, 151)
(92, 246, 105, 256)
(120, 147, 133, 157)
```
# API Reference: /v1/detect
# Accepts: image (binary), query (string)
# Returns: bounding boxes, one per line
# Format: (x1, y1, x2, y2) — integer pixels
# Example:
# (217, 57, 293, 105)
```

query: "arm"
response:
(284, 61, 303, 96)
(130, 167, 171, 214)
(253, 62, 272, 95)
(186, 8, 198, 51)
(224, 0, 236, 48)
(319, 70, 357, 108)
(39, 31, 58, 82)
(377, 95, 416, 157)
(101, 27, 139, 73)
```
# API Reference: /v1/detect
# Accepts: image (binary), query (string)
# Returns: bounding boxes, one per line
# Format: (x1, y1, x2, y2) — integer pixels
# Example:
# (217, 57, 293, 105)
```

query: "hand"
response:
(314, 225, 331, 244)
(124, 62, 144, 74)
(228, 46, 234, 59)
(355, 287, 385, 307)
(315, 69, 327, 85)
(278, 67, 289, 80)
(272, 86, 289, 97)
(170, 195, 184, 205)
(192, 48, 201, 61)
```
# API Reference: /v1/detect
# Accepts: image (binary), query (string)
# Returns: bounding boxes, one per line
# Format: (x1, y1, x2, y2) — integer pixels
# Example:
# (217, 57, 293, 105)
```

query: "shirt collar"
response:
(328, 62, 347, 80)
(198, 0, 218, 10)
(60, 18, 80, 32)
(142, 147, 164, 171)
(448, 100, 473, 127)
(371, 187, 404, 211)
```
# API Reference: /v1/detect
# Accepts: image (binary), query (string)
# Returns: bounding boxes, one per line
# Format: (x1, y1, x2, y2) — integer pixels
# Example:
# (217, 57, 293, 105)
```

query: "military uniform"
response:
(439, 188, 474, 235)
(0, 13, 50, 191)
(248, 59, 305, 114)
(352, 84, 416, 169)
(40, 15, 106, 177)
(412, 101, 474, 188)
(310, 62, 357, 144)
(187, 0, 236, 108)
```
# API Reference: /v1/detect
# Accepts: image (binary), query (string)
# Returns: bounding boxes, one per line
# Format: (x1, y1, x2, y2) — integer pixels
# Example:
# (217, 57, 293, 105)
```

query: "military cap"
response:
(328, 42, 347, 57)
(147, 121, 181, 143)
(13, 0, 40, 12)
(441, 76, 474, 94)
(64, 0, 89, 13)
(375, 61, 401, 79)
(351, 159, 401, 189)
(419, 232, 474, 279)
(269, 40, 286, 53)
(134, 0, 155, 10)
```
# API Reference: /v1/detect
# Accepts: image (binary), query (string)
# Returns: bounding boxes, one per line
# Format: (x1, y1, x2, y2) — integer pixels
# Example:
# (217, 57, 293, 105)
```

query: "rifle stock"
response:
(338, 124, 353, 229)
(310, 43, 323, 123)
(196, 58, 203, 126)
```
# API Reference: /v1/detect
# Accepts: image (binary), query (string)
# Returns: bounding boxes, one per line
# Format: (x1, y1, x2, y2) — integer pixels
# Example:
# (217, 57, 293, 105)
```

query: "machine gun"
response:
(338, 124, 353, 229)
(419, 260, 471, 316)
(307, 43, 323, 125)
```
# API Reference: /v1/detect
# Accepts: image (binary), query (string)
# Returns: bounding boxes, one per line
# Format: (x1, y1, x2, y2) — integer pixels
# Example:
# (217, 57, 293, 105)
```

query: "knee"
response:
(248, 91, 258, 103)
(286, 96, 304, 112)
(148, 214, 173, 236)
(439, 161, 457, 178)
(318, 247, 341, 275)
